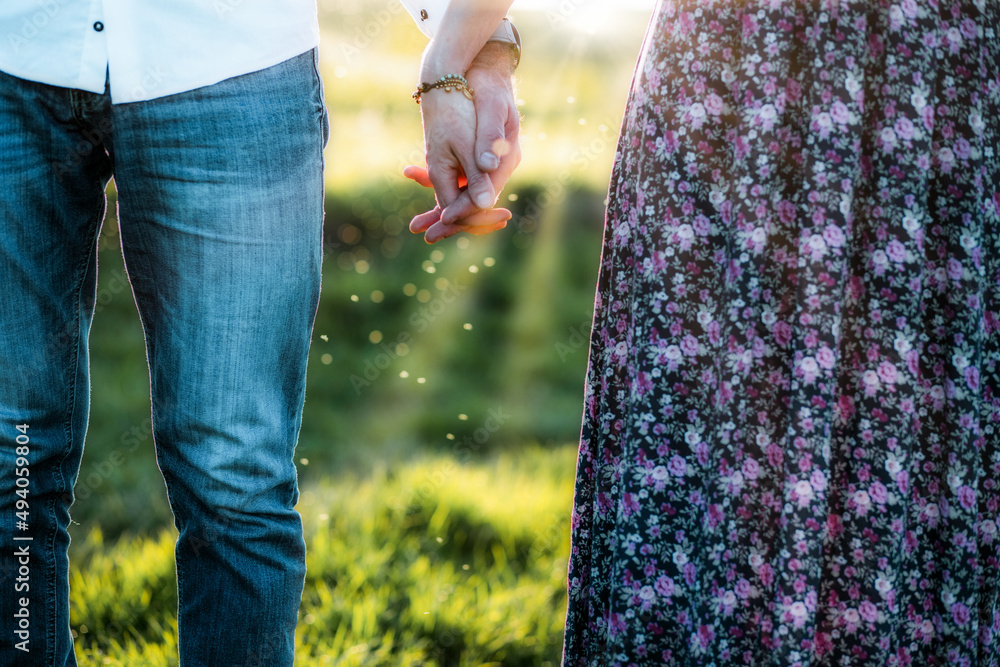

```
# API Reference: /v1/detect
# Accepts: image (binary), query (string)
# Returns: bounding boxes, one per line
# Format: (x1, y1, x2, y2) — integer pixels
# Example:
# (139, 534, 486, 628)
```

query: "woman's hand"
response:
(404, 165, 511, 243)
(408, 41, 521, 244)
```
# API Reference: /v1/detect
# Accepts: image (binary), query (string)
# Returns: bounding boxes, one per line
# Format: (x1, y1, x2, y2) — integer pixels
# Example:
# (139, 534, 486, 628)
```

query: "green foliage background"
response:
(70, 3, 652, 663)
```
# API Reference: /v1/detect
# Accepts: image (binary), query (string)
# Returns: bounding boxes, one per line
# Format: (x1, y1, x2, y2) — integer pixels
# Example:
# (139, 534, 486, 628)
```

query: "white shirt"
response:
(400, 0, 449, 38)
(0, 0, 319, 103)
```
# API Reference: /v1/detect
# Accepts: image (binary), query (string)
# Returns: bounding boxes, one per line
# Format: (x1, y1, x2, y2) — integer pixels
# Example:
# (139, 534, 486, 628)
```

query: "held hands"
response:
(407, 45, 521, 244)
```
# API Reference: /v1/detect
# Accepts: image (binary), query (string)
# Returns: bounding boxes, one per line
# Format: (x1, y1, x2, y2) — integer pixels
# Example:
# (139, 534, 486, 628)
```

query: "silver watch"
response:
(488, 18, 521, 70)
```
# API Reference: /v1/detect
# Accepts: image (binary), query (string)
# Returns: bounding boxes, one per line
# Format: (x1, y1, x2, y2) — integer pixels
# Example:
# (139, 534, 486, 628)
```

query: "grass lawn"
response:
(70, 445, 577, 665)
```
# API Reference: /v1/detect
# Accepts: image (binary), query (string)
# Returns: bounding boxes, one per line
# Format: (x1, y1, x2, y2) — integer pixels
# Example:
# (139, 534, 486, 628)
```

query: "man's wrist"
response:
(467, 41, 517, 81)
(486, 18, 520, 70)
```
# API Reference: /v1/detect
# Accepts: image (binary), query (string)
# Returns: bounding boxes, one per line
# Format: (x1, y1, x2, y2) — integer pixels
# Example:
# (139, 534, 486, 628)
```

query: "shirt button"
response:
(93, 21, 104, 32)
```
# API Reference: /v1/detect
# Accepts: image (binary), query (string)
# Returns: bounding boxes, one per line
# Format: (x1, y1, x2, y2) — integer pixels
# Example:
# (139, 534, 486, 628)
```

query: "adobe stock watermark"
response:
(67, 417, 153, 504)
(545, 0, 594, 27)
(43, 268, 130, 362)
(349, 275, 471, 394)
(338, 0, 408, 64)
(554, 320, 592, 363)
(387, 406, 511, 513)
(6, 0, 70, 53)
(514, 118, 617, 235)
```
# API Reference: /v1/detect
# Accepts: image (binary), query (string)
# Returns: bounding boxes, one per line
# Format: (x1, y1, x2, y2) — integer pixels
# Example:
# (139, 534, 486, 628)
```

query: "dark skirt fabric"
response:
(563, 1, 1000, 665)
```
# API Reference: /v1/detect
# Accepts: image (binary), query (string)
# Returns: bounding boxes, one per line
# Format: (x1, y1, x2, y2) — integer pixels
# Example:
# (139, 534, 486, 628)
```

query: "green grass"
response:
(70, 445, 576, 665)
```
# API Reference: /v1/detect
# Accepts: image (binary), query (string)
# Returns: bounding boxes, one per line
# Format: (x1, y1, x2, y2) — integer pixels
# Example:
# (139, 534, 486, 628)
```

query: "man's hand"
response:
(409, 41, 521, 244)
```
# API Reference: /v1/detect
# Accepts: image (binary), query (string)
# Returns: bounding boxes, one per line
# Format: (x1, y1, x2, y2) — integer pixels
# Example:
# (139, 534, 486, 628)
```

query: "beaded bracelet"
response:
(412, 74, 475, 104)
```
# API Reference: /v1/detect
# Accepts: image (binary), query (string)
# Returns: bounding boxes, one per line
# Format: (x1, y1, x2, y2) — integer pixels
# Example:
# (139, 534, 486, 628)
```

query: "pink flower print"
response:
(852, 490, 872, 515)
(877, 361, 898, 384)
(957, 485, 976, 510)
(894, 116, 915, 141)
(785, 78, 802, 102)
(814, 632, 833, 656)
(921, 104, 936, 132)
(704, 92, 724, 116)
(859, 600, 878, 623)
(608, 612, 627, 636)
(793, 480, 815, 507)
(815, 111, 834, 138)
(693, 214, 710, 236)
(655, 575, 675, 597)
(720, 590, 737, 614)
(647, 67, 661, 91)
(677, 223, 695, 250)
(947, 257, 964, 281)
(810, 469, 827, 493)
(862, 370, 881, 395)
(823, 224, 845, 248)
(767, 443, 783, 467)
(938, 146, 955, 171)
(799, 356, 820, 384)
(743, 457, 761, 480)
(707, 503, 724, 528)
(706, 320, 721, 345)
(900, 0, 918, 18)
(954, 137, 972, 160)
(871, 250, 889, 275)
(777, 199, 797, 224)
(880, 126, 897, 150)
(758, 104, 777, 132)
(789, 601, 809, 628)
(830, 100, 850, 125)
(896, 470, 909, 493)
(965, 366, 980, 390)
(622, 492, 641, 517)
(742, 13, 759, 36)
(669, 455, 687, 477)
(677, 10, 694, 35)
(773, 320, 792, 346)
(960, 17, 978, 40)
(687, 102, 707, 129)
(952, 602, 971, 626)
(807, 233, 827, 260)
(681, 334, 699, 356)
(843, 608, 861, 632)
(757, 562, 774, 587)
(870, 481, 889, 504)
(749, 227, 767, 253)
(923, 502, 940, 527)
(816, 345, 836, 369)
(697, 624, 715, 648)
(886, 239, 907, 263)
(946, 27, 963, 53)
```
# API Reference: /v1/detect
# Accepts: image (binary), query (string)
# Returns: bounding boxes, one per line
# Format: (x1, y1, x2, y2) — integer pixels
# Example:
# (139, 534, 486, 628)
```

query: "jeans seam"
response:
(48, 193, 104, 665)
(310, 48, 329, 154)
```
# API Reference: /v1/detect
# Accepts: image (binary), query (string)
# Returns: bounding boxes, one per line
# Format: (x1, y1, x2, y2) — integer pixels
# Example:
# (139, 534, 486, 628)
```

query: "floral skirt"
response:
(563, 1, 1000, 665)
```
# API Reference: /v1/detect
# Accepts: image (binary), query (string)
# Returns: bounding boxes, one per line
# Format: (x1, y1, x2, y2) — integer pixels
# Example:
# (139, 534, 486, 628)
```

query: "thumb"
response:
(474, 109, 508, 174)
(460, 155, 497, 210)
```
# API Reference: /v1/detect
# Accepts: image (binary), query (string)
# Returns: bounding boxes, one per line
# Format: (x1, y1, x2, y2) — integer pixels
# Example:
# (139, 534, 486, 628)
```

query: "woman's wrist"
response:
(419, 42, 472, 82)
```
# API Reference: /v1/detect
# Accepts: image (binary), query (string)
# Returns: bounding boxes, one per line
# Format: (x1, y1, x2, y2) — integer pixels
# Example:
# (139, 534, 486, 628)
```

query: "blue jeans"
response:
(0, 50, 327, 666)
